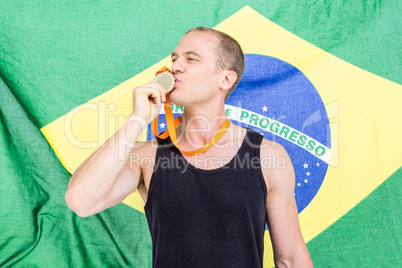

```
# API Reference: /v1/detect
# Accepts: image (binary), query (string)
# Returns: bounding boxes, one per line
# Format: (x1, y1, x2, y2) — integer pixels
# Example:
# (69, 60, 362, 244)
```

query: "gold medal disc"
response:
(154, 71, 175, 92)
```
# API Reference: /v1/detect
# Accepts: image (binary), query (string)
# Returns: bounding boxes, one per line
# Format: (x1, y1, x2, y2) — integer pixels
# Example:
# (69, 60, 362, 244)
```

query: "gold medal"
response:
(154, 71, 175, 92)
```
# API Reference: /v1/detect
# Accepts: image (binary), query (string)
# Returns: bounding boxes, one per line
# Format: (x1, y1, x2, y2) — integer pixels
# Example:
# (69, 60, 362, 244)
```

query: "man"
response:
(65, 27, 313, 267)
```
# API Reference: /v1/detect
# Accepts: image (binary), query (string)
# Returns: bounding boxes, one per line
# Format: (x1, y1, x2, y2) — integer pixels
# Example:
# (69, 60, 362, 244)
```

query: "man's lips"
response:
(174, 78, 181, 87)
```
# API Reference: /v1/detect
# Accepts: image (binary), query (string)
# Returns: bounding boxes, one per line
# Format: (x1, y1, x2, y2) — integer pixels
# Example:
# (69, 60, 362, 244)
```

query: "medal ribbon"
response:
(151, 67, 230, 156)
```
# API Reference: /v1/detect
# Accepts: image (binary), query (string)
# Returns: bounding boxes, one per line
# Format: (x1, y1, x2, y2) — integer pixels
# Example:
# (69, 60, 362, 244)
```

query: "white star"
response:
(304, 179, 308, 183)
(316, 163, 320, 166)
(262, 106, 268, 112)
(297, 183, 301, 186)
(303, 163, 309, 169)
(306, 172, 310, 176)
(159, 122, 166, 129)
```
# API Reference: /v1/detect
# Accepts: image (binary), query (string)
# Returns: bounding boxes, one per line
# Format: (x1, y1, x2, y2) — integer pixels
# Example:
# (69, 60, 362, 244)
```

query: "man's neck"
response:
(177, 104, 229, 150)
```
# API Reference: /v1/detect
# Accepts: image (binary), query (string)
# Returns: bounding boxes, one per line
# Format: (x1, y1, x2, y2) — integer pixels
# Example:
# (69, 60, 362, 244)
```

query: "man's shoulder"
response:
(259, 137, 294, 191)
(132, 139, 158, 158)
(230, 124, 289, 156)
(260, 138, 289, 158)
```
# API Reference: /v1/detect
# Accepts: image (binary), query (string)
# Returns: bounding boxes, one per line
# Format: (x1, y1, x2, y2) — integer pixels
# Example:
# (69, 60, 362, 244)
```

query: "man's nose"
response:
(171, 59, 184, 73)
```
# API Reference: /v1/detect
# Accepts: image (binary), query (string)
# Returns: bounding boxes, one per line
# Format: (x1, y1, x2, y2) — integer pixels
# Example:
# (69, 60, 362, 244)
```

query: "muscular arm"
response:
(261, 140, 313, 267)
(65, 115, 147, 217)
(65, 81, 167, 217)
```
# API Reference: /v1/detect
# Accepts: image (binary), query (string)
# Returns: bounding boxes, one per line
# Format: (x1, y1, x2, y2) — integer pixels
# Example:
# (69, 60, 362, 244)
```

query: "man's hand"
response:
(132, 81, 168, 123)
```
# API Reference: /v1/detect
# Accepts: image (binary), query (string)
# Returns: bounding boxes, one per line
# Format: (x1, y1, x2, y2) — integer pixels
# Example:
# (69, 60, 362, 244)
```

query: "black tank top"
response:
(144, 128, 267, 267)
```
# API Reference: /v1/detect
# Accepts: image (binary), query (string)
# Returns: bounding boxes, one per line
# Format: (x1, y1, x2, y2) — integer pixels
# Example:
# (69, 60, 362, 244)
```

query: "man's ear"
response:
(220, 70, 237, 91)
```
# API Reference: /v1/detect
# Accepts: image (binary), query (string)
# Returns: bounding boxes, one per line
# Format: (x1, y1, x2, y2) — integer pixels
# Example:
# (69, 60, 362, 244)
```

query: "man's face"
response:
(169, 31, 222, 107)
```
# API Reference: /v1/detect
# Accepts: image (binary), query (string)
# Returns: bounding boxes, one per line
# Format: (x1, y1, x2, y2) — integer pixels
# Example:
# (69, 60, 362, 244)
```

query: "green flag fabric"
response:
(1, 1, 401, 267)
(0, 78, 152, 266)
(308, 167, 402, 267)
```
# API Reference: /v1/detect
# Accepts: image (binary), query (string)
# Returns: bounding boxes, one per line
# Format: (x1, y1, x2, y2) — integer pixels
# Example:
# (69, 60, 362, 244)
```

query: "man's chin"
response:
(169, 90, 187, 108)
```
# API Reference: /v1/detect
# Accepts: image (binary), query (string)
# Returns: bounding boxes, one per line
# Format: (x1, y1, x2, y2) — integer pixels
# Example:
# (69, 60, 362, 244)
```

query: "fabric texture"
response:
(0, 1, 400, 267)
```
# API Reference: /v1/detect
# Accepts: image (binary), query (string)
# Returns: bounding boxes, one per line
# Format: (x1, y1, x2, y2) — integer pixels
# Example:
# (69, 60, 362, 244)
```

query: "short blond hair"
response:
(186, 27, 245, 101)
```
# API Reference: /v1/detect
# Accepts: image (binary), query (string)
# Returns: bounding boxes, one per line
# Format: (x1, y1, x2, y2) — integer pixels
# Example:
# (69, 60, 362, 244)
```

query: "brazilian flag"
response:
(1, 1, 400, 267)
